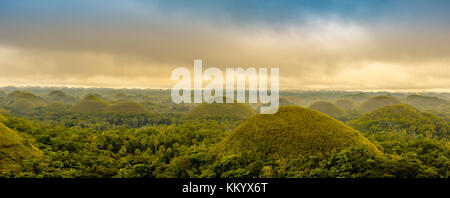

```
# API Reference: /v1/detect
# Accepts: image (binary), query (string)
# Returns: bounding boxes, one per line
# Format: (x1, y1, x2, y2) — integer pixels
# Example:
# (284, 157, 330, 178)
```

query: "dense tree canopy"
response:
(0, 88, 449, 178)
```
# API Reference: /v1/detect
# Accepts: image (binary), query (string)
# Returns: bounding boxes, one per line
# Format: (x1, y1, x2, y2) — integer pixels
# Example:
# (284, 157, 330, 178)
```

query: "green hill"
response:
(308, 101, 345, 118)
(47, 90, 77, 105)
(359, 95, 401, 113)
(350, 104, 449, 138)
(213, 106, 380, 167)
(70, 95, 109, 113)
(0, 123, 42, 172)
(107, 100, 149, 113)
(186, 101, 255, 119)
(5, 91, 46, 108)
(335, 99, 357, 110)
(404, 95, 448, 109)
(9, 99, 37, 111)
(48, 90, 67, 99)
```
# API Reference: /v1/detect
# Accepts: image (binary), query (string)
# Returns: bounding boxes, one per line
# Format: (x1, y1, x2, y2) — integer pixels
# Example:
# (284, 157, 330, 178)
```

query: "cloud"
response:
(0, 0, 449, 90)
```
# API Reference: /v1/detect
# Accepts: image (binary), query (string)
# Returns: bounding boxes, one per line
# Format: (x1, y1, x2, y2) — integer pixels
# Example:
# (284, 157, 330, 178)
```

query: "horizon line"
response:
(1, 85, 450, 93)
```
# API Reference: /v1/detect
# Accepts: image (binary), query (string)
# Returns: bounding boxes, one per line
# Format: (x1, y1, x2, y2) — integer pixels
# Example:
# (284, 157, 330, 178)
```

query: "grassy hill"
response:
(404, 95, 448, 109)
(350, 104, 449, 138)
(308, 101, 345, 118)
(107, 100, 149, 113)
(0, 123, 41, 173)
(47, 90, 67, 99)
(5, 91, 47, 109)
(335, 99, 357, 110)
(186, 102, 255, 120)
(213, 106, 380, 167)
(71, 95, 109, 113)
(359, 95, 401, 113)
(46, 90, 76, 103)
(9, 99, 37, 111)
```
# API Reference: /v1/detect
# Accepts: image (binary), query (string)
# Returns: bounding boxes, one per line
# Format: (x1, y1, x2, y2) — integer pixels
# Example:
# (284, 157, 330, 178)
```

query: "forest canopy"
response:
(0, 88, 449, 178)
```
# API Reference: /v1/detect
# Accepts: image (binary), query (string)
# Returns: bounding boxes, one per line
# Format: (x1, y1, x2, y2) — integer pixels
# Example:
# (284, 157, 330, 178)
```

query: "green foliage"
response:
(0, 88, 449, 178)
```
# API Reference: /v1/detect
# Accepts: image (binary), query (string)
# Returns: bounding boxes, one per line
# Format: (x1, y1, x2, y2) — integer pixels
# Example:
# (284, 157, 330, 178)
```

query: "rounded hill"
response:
(71, 95, 109, 113)
(335, 99, 357, 110)
(350, 104, 449, 138)
(359, 95, 401, 113)
(0, 123, 42, 172)
(5, 91, 46, 108)
(186, 102, 255, 119)
(46, 90, 77, 104)
(404, 95, 448, 109)
(48, 90, 67, 99)
(213, 106, 380, 164)
(308, 101, 345, 118)
(107, 100, 149, 114)
(9, 99, 37, 111)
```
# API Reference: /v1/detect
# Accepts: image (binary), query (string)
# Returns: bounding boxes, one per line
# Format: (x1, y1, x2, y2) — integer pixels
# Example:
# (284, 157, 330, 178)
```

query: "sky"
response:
(0, 0, 449, 91)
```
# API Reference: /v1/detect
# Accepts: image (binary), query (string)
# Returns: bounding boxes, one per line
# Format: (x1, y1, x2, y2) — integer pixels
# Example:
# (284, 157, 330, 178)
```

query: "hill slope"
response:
(359, 95, 401, 113)
(308, 101, 345, 118)
(46, 90, 77, 104)
(47, 90, 67, 100)
(5, 91, 46, 109)
(335, 99, 357, 110)
(350, 104, 449, 138)
(404, 95, 448, 109)
(71, 95, 109, 113)
(0, 114, 7, 123)
(213, 106, 380, 165)
(186, 102, 255, 119)
(0, 123, 41, 172)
